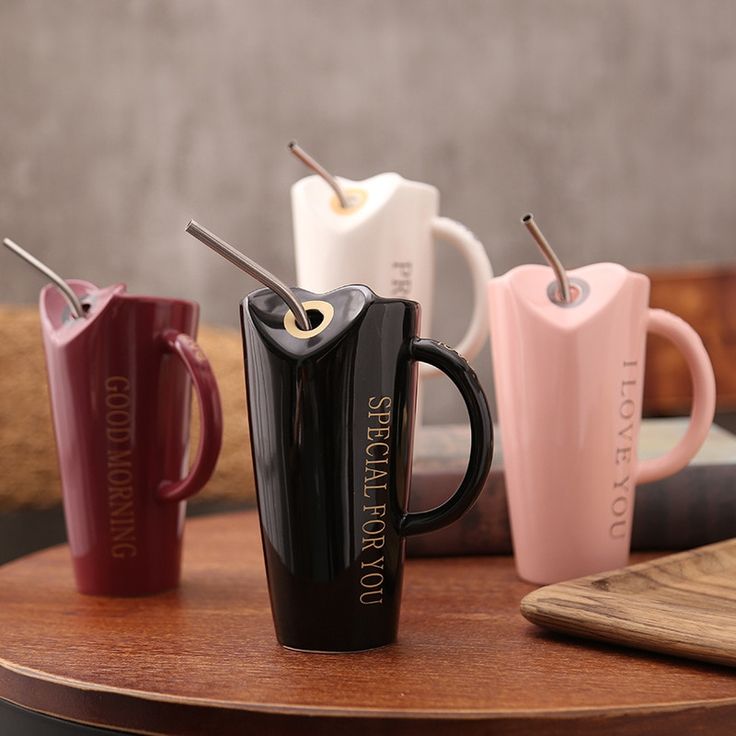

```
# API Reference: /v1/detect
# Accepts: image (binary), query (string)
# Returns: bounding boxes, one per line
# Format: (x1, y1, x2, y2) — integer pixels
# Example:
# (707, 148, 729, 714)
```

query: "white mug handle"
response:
(422, 217, 493, 379)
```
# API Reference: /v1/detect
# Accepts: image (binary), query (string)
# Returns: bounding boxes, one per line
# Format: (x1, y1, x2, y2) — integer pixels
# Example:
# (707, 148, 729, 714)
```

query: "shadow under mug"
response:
(242, 285, 494, 651)
(40, 280, 223, 596)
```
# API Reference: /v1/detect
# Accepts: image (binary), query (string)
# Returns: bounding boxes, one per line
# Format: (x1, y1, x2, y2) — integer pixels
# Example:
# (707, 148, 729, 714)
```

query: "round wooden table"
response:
(0, 511, 735, 735)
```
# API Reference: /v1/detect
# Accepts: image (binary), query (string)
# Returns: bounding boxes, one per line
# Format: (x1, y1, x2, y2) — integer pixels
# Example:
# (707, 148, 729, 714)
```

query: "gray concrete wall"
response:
(1, 0, 735, 422)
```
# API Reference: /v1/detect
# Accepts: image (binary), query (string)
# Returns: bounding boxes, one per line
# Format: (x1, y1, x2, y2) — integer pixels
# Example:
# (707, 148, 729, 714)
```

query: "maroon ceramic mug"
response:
(40, 280, 223, 596)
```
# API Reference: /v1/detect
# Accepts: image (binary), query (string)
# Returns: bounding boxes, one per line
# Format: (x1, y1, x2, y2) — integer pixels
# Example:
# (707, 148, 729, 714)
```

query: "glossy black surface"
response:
(241, 285, 493, 652)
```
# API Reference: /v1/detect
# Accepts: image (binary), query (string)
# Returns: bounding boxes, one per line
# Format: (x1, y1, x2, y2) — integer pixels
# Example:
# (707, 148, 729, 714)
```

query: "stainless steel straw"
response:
(288, 141, 350, 209)
(185, 220, 311, 331)
(3, 237, 85, 318)
(521, 214, 572, 304)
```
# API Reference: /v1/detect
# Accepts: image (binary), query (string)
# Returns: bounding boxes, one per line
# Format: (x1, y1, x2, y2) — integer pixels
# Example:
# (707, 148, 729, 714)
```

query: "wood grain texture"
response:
(1, 513, 736, 735)
(643, 265, 736, 414)
(522, 539, 736, 669)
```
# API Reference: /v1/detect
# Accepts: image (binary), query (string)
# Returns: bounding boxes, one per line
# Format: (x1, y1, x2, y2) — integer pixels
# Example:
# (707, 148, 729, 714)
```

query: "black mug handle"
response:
(399, 338, 493, 537)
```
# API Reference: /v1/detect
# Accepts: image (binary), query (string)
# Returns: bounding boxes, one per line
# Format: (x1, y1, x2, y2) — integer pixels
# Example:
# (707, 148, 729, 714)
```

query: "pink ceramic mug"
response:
(41, 280, 223, 595)
(488, 263, 716, 584)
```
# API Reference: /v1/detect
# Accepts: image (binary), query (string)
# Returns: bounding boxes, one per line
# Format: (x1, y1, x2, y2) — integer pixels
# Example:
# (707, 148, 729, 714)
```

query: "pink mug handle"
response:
(636, 309, 716, 485)
(157, 330, 223, 503)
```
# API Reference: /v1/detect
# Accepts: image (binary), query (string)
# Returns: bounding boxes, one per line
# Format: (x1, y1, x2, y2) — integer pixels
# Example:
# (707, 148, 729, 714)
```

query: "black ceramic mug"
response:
(241, 285, 493, 652)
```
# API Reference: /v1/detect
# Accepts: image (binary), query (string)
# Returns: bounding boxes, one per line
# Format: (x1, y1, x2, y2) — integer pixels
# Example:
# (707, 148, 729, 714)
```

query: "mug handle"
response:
(399, 338, 493, 536)
(636, 309, 716, 485)
(157, 330, 224, 503)
(421, 217, 493, 379)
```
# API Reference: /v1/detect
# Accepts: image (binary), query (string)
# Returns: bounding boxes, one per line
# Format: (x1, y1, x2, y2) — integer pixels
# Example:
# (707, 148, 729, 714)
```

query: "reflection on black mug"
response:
(241, 285, 493, 652)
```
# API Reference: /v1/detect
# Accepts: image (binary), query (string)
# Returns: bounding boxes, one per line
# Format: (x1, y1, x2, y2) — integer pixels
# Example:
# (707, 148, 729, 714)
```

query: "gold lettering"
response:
(112, 527, 135, 543)
(366, 442, 389, 458)
(106, 427, 130, 443)
(363, 484, 387, 498)
(364, 468, 388, 484)
(367, 426, 391, 441)
(105, 376, 130, 391)
(110, 501, 134, 518)
(109, 488, 133, 502)
(108, 469, 133, 485)
(106, 375, 137, 559)
(362, 519, 386, 535)
(108, 449, 132, 465)
(368, 396, 391, 410)
(112, 543, 137, 559)
(105, 392, 130, 409)
(362, 536, 385, 551)
(359, 395, 391, 604)
(360, 590, 383, 605)
(360, 572, 383, 588)
(106, 409, 129, 426)
(361, 556, 384, 570)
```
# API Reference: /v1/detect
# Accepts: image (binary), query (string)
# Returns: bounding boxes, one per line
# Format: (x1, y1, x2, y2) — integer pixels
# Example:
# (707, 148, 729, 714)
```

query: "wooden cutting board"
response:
(521, 539, 736, 668)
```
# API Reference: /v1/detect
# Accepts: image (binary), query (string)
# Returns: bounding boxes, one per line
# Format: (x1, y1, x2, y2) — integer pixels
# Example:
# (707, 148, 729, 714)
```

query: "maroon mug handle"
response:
(157, 330, 223, 503)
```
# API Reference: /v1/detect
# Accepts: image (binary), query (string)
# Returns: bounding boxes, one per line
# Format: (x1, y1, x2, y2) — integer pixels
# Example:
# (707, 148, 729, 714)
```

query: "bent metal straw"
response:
(185, 220, 310, 331)
(288, 140, 352, 209)
(521, 214, 573, 304)
(3, 237, 85, 318)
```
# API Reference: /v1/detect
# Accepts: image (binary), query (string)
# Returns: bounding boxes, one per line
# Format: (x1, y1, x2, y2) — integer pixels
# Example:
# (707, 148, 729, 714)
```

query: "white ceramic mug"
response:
(291, 172, 493, 379)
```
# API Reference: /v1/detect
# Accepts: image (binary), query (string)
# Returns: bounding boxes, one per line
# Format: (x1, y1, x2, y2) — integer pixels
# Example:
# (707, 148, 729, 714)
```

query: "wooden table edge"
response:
(3, 654, 736, 730)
